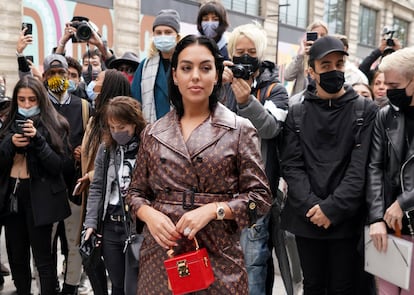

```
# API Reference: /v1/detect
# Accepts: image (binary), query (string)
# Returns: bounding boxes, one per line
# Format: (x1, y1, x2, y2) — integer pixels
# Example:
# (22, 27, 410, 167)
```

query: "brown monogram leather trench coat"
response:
(127, 103, 272, 294)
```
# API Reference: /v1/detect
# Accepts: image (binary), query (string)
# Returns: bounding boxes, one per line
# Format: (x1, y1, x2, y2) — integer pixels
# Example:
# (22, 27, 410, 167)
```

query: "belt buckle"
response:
(110, 215, 124, 222)
(182, 188, 195, 210)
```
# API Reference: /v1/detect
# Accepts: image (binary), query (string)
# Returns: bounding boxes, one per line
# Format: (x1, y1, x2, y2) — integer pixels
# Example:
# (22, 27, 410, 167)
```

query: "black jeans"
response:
(102, 215, 138, 295)
(4, 178, 56, 295)
(295, 235, 359, 295)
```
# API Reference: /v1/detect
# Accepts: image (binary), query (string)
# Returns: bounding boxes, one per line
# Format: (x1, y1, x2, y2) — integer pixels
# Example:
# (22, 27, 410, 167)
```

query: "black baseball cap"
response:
(309, 36, 348, 61)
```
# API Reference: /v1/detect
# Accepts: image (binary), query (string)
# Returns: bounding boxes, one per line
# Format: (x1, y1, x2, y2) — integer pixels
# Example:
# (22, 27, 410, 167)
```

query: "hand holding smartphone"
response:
(22, 22, 33, 36)
(15, 119, 28, 134)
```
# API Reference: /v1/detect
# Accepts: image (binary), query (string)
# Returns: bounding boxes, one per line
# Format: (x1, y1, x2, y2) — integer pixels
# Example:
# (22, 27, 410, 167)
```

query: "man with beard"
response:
(280, 36, 378, 295)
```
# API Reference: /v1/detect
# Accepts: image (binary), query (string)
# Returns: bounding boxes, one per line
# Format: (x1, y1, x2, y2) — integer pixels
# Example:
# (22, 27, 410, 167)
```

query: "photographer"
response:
(221, 22, 291, 295)
(358, 28, 401, 81)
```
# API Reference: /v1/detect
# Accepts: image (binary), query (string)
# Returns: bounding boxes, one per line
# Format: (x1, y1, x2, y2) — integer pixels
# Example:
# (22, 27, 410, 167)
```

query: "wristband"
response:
(16, 51, 24, 57)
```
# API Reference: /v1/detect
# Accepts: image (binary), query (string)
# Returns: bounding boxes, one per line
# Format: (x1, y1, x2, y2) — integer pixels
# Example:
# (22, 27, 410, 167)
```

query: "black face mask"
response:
(387, 81, 413, 110)
(232, 54, 259, 73)
(316, 70, 345, 94)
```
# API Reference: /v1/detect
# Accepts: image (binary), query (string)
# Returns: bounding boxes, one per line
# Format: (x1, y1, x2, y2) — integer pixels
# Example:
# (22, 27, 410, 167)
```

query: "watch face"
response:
(217, 207, 225, 219)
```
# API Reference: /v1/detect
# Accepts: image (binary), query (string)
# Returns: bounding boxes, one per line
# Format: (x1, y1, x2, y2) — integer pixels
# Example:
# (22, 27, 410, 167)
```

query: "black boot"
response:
(60, 282, 78, 295)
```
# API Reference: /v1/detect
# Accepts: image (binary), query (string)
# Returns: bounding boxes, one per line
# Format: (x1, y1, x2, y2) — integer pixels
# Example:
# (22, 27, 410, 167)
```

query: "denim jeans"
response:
(240, 214, 271, 295)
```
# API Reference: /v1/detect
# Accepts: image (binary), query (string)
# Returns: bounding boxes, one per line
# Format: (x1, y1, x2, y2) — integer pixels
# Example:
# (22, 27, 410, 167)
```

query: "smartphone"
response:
(15, 119, 27, 134)
(72, 182, 82, 196)
(26, 55, 34, 63)
(306, 31, 318, 42)
(22, 22, 32, 36)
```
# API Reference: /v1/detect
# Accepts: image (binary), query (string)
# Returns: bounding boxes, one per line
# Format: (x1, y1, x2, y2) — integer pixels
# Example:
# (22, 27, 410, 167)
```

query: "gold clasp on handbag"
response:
(177, 260, 190, 277)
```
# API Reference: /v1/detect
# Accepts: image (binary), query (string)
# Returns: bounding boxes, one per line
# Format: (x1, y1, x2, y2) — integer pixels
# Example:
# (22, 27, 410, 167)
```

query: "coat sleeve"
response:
(228, 119, 272, 229)
(280, 106, 322, 217)
(237, 84, 288, 139)
(358, 48, 382, 77)
(0, 132, 16, 168)
(126, 126, 153, 217)
(319, 102, 378, 225)
(84, 144, 106, 230)
(366, 108, 388, 223)
(284, 54, 304, 81)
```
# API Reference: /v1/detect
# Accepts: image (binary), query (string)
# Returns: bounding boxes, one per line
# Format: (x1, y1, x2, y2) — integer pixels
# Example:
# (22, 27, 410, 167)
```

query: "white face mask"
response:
(86, 81, 98, 101)
(153, 35, 177, 52)
(201, 21, 219, 38)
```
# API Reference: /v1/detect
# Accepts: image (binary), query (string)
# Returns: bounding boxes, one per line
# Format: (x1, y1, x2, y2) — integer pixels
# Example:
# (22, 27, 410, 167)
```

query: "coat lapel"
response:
(150, 103, 237, 161)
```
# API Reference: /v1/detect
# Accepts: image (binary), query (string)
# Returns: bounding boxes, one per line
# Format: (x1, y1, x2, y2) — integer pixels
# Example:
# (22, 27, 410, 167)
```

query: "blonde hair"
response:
(307, 20, 328, 34)
(379, 47, 414, 79)
(227, 22, 267, 61)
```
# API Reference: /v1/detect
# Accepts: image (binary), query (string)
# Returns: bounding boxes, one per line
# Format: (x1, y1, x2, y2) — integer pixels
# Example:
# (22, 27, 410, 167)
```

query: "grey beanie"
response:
(152, 9, 181, 33)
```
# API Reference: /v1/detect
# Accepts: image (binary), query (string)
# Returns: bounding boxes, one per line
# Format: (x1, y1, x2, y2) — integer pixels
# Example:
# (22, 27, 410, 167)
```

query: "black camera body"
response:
(229, 64, 254, 80)
(383, 26, 396, 47)
(71, 16, 93, 43)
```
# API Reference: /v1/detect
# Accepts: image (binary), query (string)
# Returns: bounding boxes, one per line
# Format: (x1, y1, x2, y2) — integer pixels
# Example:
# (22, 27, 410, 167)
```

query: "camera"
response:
(383, 26, 396, 47)
(228, 64, 254, 80)
(71, 16, 93, 43)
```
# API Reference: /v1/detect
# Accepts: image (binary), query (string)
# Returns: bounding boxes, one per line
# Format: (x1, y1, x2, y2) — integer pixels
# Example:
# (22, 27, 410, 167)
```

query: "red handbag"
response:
(164, 237, 215, 295)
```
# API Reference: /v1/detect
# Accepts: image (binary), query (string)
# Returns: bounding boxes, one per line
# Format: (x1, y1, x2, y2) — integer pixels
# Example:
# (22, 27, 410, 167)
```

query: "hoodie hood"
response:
(304, 83, 359, 108)
(256, 61, 280, 89)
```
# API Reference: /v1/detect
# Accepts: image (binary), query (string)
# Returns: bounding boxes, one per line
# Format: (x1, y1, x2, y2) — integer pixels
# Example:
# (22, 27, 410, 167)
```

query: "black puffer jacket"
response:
(367, 105, 414, 233)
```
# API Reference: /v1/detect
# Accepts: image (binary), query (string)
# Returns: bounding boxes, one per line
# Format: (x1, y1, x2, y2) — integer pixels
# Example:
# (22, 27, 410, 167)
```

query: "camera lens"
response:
(386, 38, 395, 47)
(76, 23, 92, 41)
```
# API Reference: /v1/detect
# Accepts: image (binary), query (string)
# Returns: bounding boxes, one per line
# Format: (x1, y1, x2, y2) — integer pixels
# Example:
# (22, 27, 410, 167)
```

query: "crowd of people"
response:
(0, 1, 413, 295)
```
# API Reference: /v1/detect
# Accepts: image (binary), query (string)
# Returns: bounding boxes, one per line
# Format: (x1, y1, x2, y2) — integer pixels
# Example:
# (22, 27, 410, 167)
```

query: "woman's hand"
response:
(230, 77, 251, 105)
(76, 173, 90, 193)
(222, 60, 234, 84)
(384, 200, 403, 231)
(176, 203, 216, 240)
(138, 205, 181, 249)
(369, 221, 388, 252)
(12, 133, 30, 147)
(17, 28, 32, 54)
(22, 119, 37, 138)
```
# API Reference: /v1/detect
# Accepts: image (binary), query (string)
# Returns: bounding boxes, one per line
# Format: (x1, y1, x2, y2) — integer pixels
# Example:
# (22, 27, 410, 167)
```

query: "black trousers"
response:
(4, 178, 57, 295)
(295, 235, 359, 295)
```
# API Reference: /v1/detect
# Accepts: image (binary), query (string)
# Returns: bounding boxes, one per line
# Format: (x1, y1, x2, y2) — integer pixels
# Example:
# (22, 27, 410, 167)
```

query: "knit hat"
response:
(43, 54, 68, 72)
(152, 9, 181, 33)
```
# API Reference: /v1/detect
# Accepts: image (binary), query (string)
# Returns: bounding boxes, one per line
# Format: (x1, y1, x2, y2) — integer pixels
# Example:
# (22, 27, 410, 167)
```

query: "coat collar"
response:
(149, 103, 237, 161)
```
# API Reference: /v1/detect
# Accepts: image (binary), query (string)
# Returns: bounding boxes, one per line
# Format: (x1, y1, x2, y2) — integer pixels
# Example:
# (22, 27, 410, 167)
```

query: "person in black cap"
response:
(108, 51, 140, 84)
(279, 35, 378, 294)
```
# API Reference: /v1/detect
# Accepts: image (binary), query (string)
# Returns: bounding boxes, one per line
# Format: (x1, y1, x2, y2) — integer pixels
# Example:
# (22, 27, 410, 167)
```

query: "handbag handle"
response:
(167, 237, 200, 258)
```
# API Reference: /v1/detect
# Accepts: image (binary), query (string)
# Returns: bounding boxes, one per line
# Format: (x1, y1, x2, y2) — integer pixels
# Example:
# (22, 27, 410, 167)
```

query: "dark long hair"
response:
(0, 76, 69, 154)
(103, 96, 146, 147)
(85, 69, 132, 155)
(197, 1, 229, 43)
(169, 35, 224, 117)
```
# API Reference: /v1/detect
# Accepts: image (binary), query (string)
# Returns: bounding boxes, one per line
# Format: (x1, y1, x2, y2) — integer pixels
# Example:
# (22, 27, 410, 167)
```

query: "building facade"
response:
(0, 0, 413, 96)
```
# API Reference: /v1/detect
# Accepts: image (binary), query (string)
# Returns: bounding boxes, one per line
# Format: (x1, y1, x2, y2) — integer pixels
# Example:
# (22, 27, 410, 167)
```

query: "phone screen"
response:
(306, 31, 318, 41)
(22, 23, 33, 36)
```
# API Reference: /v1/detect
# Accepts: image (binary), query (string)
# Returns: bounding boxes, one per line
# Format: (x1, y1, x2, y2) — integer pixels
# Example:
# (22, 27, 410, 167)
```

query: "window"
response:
(393, 17, 409, 47)
(222, 0, 260, 16)
(359, 6, 377, 46)
(278, 0, 308, 28)
(324, 0, 346, 34)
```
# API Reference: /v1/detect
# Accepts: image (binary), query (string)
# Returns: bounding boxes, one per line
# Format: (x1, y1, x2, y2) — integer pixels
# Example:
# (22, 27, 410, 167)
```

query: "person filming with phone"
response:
(0, 76, 71, 295)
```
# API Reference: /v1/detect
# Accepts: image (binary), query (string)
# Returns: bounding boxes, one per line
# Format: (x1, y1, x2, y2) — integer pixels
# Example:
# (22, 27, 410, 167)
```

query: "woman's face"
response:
(202, 12, 219, 22)
(173, 43, 218, 107)
(233, 36, 257, 58)
(93, 71, 106, 94)
(353, 84, 373, 99)
(372, 72, 387, 99)
(17, 87, 38, 109)
(108, 117, 135, 137)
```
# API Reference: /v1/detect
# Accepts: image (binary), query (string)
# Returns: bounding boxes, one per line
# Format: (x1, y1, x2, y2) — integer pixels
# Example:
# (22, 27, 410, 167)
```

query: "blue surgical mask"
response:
(153, 35, 177, 53)
(67, 80, 77, 93)
(86, 81, 97, 101)
(111, 130, 133, 145)
(201, 21, 219, 39)
(18, 106, 40, 118)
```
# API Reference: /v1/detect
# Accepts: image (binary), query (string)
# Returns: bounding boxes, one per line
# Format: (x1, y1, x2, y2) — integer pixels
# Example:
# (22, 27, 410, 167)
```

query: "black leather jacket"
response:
(367, 105, 414, 230)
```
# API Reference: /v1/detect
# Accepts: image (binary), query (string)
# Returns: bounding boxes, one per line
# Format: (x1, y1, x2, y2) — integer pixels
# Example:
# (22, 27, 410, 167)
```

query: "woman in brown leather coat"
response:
(126, 35, 272, 294)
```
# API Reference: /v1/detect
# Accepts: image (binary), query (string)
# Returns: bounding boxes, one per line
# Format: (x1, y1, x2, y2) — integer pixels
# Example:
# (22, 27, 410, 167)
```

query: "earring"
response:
(174, 81, 178, 85)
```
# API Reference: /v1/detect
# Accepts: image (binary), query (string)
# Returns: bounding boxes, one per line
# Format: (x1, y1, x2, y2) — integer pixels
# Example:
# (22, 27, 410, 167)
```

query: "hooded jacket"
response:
(280, 84, 378, 239)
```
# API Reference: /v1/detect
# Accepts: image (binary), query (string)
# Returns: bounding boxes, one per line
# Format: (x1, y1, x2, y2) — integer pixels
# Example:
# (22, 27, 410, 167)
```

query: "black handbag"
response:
(79, 147, 109, 269)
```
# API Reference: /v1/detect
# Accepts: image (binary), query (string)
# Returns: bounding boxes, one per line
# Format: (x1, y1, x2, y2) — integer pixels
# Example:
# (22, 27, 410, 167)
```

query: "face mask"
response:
(86, 81, 98, 101)
(201, 21, 219, 39)
(18, 105, 40, 118)
(82, 69, 100, 85)
(67, 80, 77, 93)
(316, 70, 345, 94)
(154, 35, 177, 53)
(111, 130, 133, 145)
(47, 76, 69, 94)
(121, 71, 134, 84)
(233, 54, 260, 73)
(387, 81, 413, 110)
